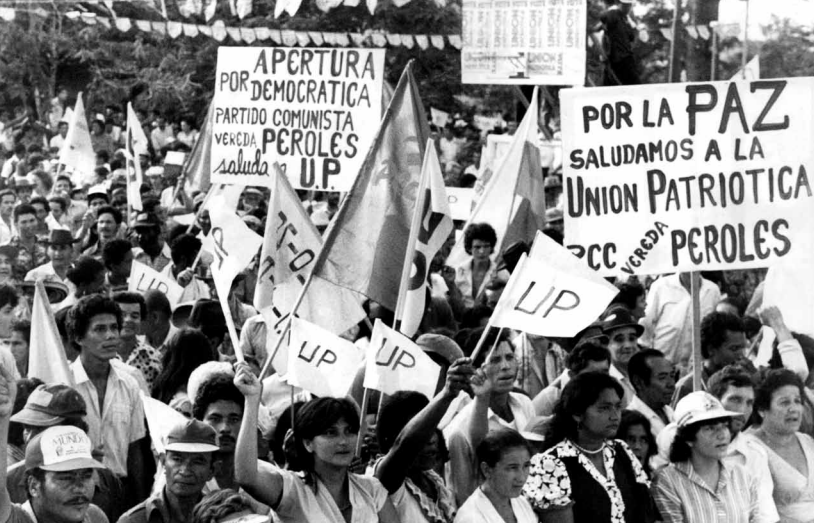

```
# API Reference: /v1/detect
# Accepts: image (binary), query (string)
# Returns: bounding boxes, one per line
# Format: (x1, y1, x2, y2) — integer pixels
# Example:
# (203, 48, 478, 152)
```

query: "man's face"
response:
(639, 356, 676, 409)
(54, 179, 72, 195)
(9, 329, 28, 375)
(197, 210, 211, 234)
(17, 186, 32, 203)
(163, 451, 213, 497)
(88, 197, 106, 212)
(0, 195, 16, 217)
(16, 213, 37, 238)
(135, 226, 160, 250)
(157, 116, 166, 129)
(30, 469, 96, 523)
(77, 313, 120, 361)
(118, 302, 141, 339)
(49, 201, 64, 220)
(607, 326, 639, 368)
(58, 123, 69, 138)
(710, 330, 748, 368)
(58, 89, 68, 103)
(32, 203, 48, 223)
(202, 400, 243, 453)
(720, 385, 754, 435)
(112, 250, 133, 280)
(96, 213, 117, 240)
(47, 243, 73, 267)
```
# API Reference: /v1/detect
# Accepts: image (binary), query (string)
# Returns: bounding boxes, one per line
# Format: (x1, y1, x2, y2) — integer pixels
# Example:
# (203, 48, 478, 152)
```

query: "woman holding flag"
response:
(233, 362, 400, 523)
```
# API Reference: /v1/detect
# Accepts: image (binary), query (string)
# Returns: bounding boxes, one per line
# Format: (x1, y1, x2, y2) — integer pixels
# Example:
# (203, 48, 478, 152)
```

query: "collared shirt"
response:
(725, 433, 779, 523)
(124, 337, 163, 391)
(133, 243, 172, 273)
(609, 364, 635, 408)
(653, 460, 759, 523)
(70, 357, 146, 477)
(118, 487, 191, 523)
(444, 392, 536, 505)
(627, 394, 674, 438)
(640, 274, 721, 370)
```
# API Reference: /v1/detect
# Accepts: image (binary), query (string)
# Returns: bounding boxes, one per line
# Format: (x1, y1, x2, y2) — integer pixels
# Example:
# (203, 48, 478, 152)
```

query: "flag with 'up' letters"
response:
(490, 231, 618, 337)
(287, 317, 362, 398)
(363, 319, 440, 400)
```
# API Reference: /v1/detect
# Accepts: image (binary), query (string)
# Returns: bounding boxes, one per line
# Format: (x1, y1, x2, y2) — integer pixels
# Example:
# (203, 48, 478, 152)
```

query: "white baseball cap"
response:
(25, 426, 106, 472)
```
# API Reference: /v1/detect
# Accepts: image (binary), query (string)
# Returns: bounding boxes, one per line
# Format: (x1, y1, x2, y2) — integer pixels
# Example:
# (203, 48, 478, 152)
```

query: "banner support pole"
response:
(691, 272, 702, 392)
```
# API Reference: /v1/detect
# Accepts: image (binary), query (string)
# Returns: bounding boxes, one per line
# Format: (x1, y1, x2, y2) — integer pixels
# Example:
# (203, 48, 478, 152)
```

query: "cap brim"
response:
(681, 410, 742, 427)
(10, 409, 65, 426)
(164, 442, 220, 453)
(40, 457, 106, 472)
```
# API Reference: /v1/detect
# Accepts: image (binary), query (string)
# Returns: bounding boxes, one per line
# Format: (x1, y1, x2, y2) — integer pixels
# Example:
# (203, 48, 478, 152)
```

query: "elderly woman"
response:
(455, 429, 536, 523)
(654, 391, 757, 523)
(523, 372, 656, 523)
(747, 369, 814, 522)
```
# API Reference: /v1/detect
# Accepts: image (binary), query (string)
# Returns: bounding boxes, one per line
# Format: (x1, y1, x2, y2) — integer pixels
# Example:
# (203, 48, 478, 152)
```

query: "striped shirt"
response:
(653, 460, 759, 523)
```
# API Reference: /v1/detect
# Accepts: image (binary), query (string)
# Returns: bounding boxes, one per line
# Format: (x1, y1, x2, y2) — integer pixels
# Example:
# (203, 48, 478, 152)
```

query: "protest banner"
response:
(446, 187, 474, 221)
(363, 319, 440, 400)
(562, 78, 814, 276)
(286, 317, 362, 398)
(129, 260, 184, 306)
(461, 0, 586, 85)
(211, 47, 385, 191)
(490, 231, 618, 337)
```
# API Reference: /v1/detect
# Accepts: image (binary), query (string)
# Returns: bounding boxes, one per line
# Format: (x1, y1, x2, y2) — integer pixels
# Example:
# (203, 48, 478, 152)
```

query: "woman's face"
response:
(689, 420, 731, 461)
(0, 254, 13, 280)
(411, 431, 441, 472)
(623, 423, 650, 465)
(484, 341, 518, 394)
(761, 385, 804, 435)
(482, 446, 531, 499)
(607, 326, 639, 369)
(578, 388, 623, 440)
(304, 418, 357, 469)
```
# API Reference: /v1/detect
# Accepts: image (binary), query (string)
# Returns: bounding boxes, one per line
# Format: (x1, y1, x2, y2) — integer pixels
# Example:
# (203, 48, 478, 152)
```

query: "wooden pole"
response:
(710, 24, 719, 81)
(691, 272, 702, 391)
(355, 389, 370, 457)
(741, 0, 750, 78)
(667, 0, 682, 82)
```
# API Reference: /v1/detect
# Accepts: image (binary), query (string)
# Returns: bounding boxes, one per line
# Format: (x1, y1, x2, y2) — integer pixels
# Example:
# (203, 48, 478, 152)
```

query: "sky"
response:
(717, 0, 813, 35)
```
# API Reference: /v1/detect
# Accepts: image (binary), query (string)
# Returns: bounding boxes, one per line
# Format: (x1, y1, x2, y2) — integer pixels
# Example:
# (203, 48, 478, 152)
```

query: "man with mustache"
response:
(0, 364, 108, 523)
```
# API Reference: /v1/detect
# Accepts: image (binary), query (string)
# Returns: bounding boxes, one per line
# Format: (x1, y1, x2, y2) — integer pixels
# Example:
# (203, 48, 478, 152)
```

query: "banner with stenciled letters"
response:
(211, 47, 385, 191)
(562, 78, 814, 276)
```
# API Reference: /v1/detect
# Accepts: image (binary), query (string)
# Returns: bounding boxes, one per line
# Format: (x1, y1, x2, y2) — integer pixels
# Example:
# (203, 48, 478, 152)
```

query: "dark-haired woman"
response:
(619, 410, 657, 478)
(653, 391, 757, 523)
(455, 429, 536, 523)
(746, 369, 814, 521)
(233, 363, 399, 523)
(523, 372, 656, 523)
(151, 327, 218, 411)
(455, 222, 498, 308)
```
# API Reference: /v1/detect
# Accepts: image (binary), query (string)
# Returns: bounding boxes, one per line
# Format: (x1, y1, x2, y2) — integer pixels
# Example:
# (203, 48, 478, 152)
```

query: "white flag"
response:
(141, 393, 188, 455)
(128, 260, 184, 306)
(364, 319, 441, 400)
(490, 231, 618, 337)
(732, 55, 760, 80)
(398, 142, 454, 336)
(287, 317, 362, 398)
(126, 103, 148, 212)
(254, 166, 365, 374)
(430, 107, 449, 128)
(58, 93, 95, 187)
(29, 279, 73, 385)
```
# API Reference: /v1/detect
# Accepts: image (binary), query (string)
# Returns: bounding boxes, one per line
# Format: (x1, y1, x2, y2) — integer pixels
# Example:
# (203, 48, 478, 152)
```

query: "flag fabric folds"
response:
(309, 62, 430, 313)
(28, 279, 73, 385)
(287, 317, 362, 398)
(364, 319, 440, 400)
(446, 88, 546, 298)
(183, 101, 214, 195)
(397, 141, 454, 336)
(489, 231, 619, 338)
(58, 92, 95, 187)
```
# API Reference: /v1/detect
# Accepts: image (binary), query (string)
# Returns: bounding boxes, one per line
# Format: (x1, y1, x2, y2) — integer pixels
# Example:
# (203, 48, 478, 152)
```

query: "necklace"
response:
(571, 439, 606, 455)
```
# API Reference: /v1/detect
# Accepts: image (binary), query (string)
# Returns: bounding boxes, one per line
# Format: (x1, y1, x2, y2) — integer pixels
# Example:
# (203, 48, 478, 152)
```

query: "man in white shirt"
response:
(640, 273, 721, 372)
(627, 348, 676, 439)
(49, 120, 68, 151)
(709, 365, 779, 523)
(0, 190, 15, 244)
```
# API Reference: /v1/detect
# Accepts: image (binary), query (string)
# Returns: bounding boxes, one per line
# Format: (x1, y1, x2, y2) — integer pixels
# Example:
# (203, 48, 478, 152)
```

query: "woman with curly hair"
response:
(523, 372, 657, 523)
(455, 222, 498, 308)
(233, 363, 399, 522)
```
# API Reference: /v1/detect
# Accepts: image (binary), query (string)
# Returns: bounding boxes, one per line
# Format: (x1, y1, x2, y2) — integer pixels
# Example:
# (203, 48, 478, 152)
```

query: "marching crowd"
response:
(0, 90, 809, 523)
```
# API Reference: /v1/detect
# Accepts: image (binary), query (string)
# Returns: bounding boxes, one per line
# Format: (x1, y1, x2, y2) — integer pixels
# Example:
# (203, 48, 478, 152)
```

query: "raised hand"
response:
(469, 367, 494, 399)
(233, 361, 262, 398)
(444, 358, 475, 398)
(0, 364, 17, 419)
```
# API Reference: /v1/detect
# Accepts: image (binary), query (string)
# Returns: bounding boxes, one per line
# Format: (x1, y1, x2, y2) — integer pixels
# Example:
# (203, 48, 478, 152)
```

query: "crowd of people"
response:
(0, 70, 806, 523)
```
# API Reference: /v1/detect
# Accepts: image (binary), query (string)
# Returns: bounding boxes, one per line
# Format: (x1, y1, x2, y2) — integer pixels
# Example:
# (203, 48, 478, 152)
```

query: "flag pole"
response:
(691, 272, 702, 391)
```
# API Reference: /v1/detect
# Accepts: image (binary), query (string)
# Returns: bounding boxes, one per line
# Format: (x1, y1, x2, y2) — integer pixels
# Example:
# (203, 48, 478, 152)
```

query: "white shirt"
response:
(627, 394, 675, 438)
(609, 364, 635, 408)
(159, 263, 211, 303)
(640, 274, 721, 369)
(454, 487, 537, 523)
(725, 433, 779, 523)
(70, 357, 146, 477)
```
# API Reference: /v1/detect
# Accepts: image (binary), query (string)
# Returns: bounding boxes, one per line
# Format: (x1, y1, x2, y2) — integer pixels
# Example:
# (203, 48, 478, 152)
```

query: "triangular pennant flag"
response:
(198, 25, 213, 37)
(236, 0, 252, 18)
(350, 32, 366, 46)
(415, 35, 429, 49)
(490, 232, 619, 337)
(315, 0, 342, 11)
(29, 280, 73, 385)
(308, 32, 324, 45)
(397, 141, 454, 337)
(309, 62, 429, 313)
(241, 27, 257, 44)
(281, 30, 297, 46)
(287, 317, 362, 398)
(269, 29, 282, 44)
(58, 93, 96, 187)
(285, 0, 304, 16)
(686, 26, 698, 39)
(364, 319, 440, 399)
(135, 19, 152, 32)
(430, 35, 445, 49)
(97, 17, 111, 29)
(226, 26, 243, 42)
(697, 26, 710, 40)
(295, 31, 311, 46)
(343, 0, 359, 7)
(335, 33, 350, 46)
(0, 8, 15, 21)
(141, 393, 188, 455)
(400, 34, 414, 49)
(446, 88, 545, 301)
(386, 34, 401, 46)
(167, 21, 183, 38)
(182, 100, 213, 194)
(126, 102, 149, 212)
(371, 33, 387, 47)
(152, 21, 167, 35)
(254, 166, 365, 374)
(115, 17, 132, 31)
(204, 0, 217, 20)
(254, 27, 270, 40)
(212, 21, 228, 42)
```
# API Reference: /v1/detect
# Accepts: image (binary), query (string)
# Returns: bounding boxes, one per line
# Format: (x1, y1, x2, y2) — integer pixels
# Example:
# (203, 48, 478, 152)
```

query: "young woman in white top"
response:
(454, 428, 536, 523)
(233, 363, 399, 523)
